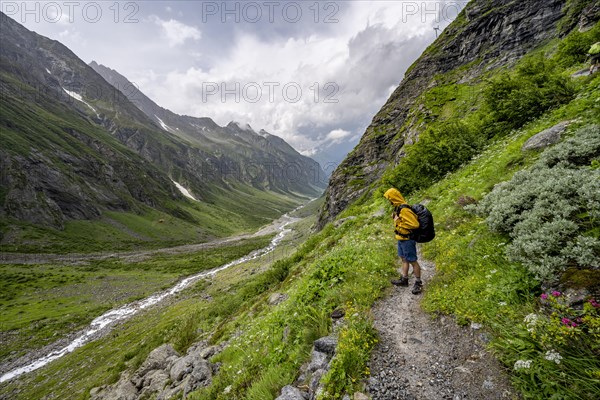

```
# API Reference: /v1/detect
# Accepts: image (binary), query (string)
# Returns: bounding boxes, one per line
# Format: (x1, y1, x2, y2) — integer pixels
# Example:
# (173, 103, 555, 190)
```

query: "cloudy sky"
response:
(5, 1, 465, 166)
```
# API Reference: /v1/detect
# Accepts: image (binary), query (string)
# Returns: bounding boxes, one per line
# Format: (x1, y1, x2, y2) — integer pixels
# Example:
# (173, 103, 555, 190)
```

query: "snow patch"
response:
(62, 88, 99, 117)
(172, 180, 197, 201)
(45, 68, 51, 74)
(155, 115, 172, 132)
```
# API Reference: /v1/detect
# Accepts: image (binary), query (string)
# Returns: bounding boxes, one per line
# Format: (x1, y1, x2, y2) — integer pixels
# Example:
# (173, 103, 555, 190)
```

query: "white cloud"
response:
(151, 16, 201, 47)
(326, 129, 352, 144)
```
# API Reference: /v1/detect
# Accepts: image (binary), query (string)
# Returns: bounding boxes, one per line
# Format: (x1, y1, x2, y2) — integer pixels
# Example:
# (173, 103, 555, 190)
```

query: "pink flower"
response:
(561, 317, 578, 328)
(551, 291, 561, 297)
(540, 293, 548, 300)
(589, 299, 600, 308)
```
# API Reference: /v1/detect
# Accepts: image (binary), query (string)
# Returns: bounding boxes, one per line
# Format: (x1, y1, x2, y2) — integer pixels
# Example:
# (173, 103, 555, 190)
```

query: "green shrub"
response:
(382, 120, 484, 194)
(471, 125, 600, 281)
(483, 56, 576, 135)
(555, 21, 600, 67)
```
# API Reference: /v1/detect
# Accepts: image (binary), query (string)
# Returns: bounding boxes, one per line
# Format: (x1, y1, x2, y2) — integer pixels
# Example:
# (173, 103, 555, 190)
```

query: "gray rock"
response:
(170, 356, 194, 383)
(90, 379, 137, 400)
(132, 344, 179, 388)
(199, 345, 219, 359)
(314, 336, 337, 355)
(309, 369, 326, 399)
(276, 385, 307, 400)
(139, 370, 169, 397)
(269, 292, 289, 305)
(307, 350, 329, 373)
(184, 359, 213, 392)
(522, 121, 570, 151)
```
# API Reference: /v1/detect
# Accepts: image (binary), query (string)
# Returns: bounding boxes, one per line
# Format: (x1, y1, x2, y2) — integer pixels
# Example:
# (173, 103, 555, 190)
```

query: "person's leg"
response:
(410, 261, 421, 280)
(402, 259, 410, 278)
(392, 241, 410, 286)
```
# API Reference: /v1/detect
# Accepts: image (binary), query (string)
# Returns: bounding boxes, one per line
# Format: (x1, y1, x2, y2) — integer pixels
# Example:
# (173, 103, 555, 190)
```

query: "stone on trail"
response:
(276, 385, 308, 400)
(313, 336, 337, 355)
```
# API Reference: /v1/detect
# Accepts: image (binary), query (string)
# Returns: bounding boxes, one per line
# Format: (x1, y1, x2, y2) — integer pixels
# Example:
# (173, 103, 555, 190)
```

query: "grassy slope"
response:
(0, 235, 273, 366)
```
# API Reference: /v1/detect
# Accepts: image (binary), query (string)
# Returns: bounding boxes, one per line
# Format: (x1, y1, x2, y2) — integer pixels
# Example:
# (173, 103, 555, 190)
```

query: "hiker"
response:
(384, 188, 423, 294)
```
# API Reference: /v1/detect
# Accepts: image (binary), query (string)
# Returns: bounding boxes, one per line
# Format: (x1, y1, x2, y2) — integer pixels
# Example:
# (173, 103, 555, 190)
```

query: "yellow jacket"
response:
(384, 188, 420, 241)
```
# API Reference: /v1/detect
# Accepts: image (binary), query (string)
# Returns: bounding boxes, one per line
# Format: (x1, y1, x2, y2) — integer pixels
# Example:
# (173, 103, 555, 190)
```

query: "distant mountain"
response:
(0, 12, 324, 246)
(89, 61, 327, 193)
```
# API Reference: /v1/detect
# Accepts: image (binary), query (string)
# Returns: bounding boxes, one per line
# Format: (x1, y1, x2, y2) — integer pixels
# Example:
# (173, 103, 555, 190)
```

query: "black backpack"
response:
(395, 204, 435, 243)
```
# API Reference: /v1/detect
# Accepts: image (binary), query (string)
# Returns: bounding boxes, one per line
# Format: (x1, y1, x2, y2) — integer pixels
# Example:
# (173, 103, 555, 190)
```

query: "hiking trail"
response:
(367, 258, 516, 400)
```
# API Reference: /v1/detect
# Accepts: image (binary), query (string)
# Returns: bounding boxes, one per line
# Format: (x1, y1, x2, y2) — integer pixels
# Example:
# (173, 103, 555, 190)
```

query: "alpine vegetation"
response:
(470, 125, 600, 281)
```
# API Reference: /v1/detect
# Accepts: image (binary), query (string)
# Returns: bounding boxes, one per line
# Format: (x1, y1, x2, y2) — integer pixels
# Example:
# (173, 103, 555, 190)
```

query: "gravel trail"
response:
(367, 259, 517, 400)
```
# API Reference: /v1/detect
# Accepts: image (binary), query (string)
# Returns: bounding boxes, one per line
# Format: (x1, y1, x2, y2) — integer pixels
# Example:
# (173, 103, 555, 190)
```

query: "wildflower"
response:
(540, 293, 548, 300)
(561, 317, 578, 327)
(524, 313, 538, 332)
(498, 301, 507, 306)
(514, 360, 532, 370)
(544, 350, 562, 364)
(589, 299, 600, 308)
(552, 291, 561, 297)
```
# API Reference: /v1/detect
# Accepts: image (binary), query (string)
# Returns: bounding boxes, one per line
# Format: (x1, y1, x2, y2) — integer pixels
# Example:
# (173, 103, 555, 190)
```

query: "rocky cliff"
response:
(317, 0, 597, 228)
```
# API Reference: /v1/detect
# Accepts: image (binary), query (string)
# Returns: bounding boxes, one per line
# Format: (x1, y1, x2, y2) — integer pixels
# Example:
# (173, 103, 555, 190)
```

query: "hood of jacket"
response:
(383, 188, 407, 206)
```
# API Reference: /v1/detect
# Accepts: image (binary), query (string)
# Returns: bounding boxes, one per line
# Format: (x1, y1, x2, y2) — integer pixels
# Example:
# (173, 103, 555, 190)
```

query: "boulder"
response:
(184, 359, 213, 392)
(522, 121, 570, 151)
(138, 370, 169, 397)
(170, 356, 194, 383)
(309, 369, 326, 398)
(314, 336, 337, 356)
(307, 350, 329, 373)
(90, 379, 137, 400)
(132, 344, 179, 388)
(276, 385, 308, 400)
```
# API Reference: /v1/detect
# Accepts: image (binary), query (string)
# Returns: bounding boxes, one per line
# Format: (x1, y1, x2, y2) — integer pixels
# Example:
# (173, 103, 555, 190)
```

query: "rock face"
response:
(90, 342, 223, 400)
(316, 0, 582, 228)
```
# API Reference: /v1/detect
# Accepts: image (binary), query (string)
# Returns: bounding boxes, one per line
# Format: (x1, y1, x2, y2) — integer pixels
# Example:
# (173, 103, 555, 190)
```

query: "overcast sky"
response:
(5, 0, 466, 166)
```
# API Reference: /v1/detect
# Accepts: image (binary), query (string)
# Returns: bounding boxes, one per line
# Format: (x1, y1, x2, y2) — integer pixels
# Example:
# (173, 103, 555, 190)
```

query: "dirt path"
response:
(367, 259, 517, 400)
(0, 214, 294, 265)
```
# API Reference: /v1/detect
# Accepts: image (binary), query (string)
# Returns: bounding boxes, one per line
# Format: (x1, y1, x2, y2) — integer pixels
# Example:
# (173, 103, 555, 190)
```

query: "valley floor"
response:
(0, 213, 295, 266)
(367, 258, 516, 400)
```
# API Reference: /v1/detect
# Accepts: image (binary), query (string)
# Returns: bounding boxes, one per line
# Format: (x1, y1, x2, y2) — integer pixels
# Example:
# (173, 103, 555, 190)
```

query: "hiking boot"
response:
(412, 280, 423, 295)
(391, 276, 409, 286)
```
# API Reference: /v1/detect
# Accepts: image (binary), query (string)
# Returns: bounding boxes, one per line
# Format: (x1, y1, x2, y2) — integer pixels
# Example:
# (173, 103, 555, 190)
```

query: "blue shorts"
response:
(397, 240, 418, 262)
